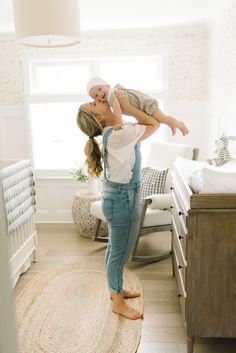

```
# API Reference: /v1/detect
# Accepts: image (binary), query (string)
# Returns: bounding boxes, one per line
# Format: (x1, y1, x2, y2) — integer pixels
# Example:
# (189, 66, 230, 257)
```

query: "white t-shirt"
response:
(103, 123, 145, 183)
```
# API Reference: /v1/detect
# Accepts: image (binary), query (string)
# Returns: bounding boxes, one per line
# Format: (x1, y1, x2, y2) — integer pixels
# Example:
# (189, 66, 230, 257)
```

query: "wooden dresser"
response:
(171, 163, 236, 353)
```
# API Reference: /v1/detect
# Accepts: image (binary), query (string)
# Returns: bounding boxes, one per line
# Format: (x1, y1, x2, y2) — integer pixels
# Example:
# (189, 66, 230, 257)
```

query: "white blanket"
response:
(175, 157, 236, 193)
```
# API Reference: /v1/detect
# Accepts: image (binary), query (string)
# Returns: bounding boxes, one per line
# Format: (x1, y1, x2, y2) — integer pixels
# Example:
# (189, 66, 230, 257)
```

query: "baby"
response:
(87, 77, 189, 135)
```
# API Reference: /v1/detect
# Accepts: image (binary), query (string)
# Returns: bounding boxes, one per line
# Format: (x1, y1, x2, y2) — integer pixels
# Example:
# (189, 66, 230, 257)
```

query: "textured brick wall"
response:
(209, 0, 236, 111)
(0, 26, 208, 106)
(168, 30, 208, 101)
(0, 37, 24, 106)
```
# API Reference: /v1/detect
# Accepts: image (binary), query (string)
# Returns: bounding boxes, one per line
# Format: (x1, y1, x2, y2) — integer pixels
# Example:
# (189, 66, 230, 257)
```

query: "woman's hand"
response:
(115, 90, 131, 113)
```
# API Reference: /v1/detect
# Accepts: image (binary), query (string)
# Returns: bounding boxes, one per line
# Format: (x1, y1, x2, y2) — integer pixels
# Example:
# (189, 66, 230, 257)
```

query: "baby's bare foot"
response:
(179, 121, 189, 136)
(170, 126, 177, 136)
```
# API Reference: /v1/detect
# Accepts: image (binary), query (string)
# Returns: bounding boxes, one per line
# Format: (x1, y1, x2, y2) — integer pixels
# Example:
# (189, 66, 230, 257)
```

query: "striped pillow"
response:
(141, 167, 168, 198)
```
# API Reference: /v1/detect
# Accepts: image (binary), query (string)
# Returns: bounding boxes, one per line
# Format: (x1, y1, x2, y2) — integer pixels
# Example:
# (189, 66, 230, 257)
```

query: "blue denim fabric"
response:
(102, 128, 141, 293)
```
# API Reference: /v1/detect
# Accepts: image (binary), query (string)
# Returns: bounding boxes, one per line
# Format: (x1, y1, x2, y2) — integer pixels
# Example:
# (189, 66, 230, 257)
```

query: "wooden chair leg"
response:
(131, 225, 172, 263)
(132, 251, 171, 263)
(93, 219, 108, 242)
(130, 232, 140, 261)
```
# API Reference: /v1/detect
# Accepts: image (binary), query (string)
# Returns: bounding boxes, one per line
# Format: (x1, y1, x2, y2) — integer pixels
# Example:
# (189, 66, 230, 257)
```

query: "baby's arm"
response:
(116, 90, 159, 141)
(116, 90, 159, 128)
(111, 97, 123, 130)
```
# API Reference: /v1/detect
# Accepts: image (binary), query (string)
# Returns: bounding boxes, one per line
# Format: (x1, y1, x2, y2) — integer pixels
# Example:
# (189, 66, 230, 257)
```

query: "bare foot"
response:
(122, 289, 141, 299)
(111, 293, 143, 320)
(110, 289, 141, 300)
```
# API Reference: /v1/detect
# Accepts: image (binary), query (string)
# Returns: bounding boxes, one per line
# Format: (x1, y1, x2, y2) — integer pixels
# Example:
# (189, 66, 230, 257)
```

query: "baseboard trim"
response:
(36, 223, 78, 233)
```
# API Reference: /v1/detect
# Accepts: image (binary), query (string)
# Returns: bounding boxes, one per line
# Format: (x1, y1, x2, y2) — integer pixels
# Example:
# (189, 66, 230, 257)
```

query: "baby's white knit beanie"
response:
(87, 77, 109, 95)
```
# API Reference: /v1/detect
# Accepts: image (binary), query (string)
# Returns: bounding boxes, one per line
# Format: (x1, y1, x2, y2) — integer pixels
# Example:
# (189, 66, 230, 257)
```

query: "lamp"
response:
(13, 0, 81, 48)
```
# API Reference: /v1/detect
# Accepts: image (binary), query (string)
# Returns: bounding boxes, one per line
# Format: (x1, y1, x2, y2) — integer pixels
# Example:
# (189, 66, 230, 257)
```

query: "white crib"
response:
(0, 159, 37, 288)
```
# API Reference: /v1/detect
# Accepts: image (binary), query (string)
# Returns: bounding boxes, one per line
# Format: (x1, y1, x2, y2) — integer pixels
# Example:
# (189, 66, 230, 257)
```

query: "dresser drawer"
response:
(171, 213, 187, 255)
(172, 234, 187, 286)
(171, 194, 187, 247)
(171, 168, 192, 213)
(172, 215, 187, 266)
(171, 189, 188, 227)
(173, 245, 186, 321)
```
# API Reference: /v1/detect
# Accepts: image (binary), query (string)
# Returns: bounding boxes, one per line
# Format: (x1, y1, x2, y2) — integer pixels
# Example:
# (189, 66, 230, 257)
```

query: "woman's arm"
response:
(111, 97, 123, 129)
(115, 90, 159, 141)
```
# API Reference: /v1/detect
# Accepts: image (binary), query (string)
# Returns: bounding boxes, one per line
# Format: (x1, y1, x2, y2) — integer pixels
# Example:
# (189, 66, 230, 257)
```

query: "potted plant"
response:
(70, 164, 89, 183)
(70, 164, 98, 193)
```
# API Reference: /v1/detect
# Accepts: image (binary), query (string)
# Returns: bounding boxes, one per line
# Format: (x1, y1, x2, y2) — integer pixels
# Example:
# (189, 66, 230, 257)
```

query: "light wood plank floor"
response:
(14, 224, 236, 353)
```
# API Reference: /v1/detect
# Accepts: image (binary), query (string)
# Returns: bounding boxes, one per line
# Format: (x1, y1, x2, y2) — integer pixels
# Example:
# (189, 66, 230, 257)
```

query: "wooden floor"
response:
(14, 224, 236, 353)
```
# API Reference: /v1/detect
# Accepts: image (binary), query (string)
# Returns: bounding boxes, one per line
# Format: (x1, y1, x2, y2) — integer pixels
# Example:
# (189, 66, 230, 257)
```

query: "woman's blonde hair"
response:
(77, 106, 103, 178)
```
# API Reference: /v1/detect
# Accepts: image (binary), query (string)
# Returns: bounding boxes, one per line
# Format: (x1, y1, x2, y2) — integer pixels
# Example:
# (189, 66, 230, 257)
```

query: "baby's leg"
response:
(152, 109, 189, 136)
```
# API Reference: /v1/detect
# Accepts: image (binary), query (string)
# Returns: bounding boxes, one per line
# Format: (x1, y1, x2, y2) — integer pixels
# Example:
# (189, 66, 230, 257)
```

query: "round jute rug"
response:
(15, 262, 143, 353)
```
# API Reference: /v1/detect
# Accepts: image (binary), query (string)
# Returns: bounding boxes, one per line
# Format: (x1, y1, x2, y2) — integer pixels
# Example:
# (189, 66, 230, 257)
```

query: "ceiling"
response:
(0, 0, 227, 32)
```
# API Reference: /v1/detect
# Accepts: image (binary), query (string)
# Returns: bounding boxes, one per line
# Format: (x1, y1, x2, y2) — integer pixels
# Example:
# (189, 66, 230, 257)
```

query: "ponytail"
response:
(77, 106, 103, 178)
(84, 137, 103, 178)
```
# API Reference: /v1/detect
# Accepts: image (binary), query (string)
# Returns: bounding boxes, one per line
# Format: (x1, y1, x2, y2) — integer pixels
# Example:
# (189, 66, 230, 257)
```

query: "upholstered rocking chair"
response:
(90, 141, 199, 263)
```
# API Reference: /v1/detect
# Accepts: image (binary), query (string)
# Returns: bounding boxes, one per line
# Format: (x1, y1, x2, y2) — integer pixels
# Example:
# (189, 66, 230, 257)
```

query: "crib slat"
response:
(1, 160, 37, 287)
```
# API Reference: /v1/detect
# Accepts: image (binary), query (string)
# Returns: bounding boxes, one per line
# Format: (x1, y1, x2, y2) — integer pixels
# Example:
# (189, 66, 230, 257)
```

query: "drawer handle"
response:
(178, 235, 183, 240)
(170, 186, 174, 190)
(178, 265, 183, 269)
(178, 211, 183, 216)
(178, 293, 183, 298)
(170, 206, 174, 209)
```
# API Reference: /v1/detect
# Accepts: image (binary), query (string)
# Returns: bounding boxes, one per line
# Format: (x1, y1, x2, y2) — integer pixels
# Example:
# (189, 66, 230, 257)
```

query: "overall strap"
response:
(129, 142, 141, 184)
(102, 128, 113, 181)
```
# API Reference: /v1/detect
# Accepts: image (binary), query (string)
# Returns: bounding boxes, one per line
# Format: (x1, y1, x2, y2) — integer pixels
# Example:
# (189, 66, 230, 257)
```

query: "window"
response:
(26, 56, 166, 175)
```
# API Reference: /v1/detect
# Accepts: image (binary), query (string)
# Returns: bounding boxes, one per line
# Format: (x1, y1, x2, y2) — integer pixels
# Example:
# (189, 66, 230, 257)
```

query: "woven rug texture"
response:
(15, 262, 143, 353)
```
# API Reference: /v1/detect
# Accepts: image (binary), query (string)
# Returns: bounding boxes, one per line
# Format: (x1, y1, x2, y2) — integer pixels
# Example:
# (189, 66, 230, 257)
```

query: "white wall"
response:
(0, 35, 28, 160)
(208, 0, 236, 158)
(0, 26, 209, 222)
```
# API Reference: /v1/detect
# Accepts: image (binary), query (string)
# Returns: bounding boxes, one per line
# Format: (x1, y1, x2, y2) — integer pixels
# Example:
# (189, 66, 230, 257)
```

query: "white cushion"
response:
(147, 142, 194, 170)
(90, 200, 172, 227)
(143, 208, 171, 227)
(201, 168, 236, 193)
(175, 156, 208, 180)
(175, 157, 236, 193)
(146, 193, 173, 210)
(146, 142, 196, 192)
(90, 200, 106, 221)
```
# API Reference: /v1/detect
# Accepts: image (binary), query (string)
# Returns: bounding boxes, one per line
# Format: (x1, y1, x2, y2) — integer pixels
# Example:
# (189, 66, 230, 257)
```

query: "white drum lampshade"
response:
(13, 0, 81, 48)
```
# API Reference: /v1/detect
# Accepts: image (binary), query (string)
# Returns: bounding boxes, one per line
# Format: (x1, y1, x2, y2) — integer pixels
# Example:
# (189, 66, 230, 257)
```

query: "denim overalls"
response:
(102, 128, 141, 294)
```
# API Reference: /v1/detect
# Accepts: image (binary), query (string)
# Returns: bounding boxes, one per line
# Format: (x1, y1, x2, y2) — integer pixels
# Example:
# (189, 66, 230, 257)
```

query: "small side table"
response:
(72, 190, 108, 238)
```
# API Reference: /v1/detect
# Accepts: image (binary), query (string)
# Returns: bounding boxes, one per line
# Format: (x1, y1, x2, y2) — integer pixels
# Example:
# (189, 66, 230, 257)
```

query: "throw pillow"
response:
(147, 193, 173, 209)
(141, 167, 168, 198)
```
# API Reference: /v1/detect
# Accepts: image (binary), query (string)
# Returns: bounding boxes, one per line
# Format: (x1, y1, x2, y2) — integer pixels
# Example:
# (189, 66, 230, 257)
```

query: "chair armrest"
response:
(139, 198, 152, 228)
(145, 193, 173, 210)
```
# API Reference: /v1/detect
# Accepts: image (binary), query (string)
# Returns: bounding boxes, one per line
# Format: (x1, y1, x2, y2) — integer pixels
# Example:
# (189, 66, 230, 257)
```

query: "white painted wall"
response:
(208, 0, 236, 158)
(0, 106, 29, 160)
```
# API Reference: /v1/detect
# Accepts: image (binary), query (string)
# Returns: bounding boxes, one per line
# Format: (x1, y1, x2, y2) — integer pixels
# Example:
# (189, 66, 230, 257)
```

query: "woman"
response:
(77, 90, 159, 320)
